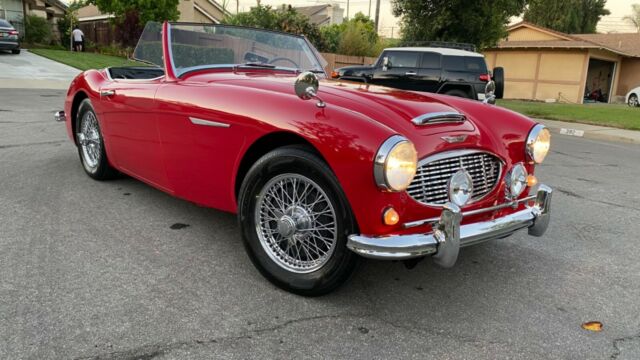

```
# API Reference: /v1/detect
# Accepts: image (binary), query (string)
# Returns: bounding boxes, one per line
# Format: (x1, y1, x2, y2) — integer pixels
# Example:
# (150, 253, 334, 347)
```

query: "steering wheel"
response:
(268, 57, 299, 68)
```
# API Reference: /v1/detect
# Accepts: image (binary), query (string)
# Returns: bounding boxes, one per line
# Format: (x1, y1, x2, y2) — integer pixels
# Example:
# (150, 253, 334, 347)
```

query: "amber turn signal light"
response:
(526, 174, 538, 187)
(383, 207, 399, 226)
(330, 71, 340, 79)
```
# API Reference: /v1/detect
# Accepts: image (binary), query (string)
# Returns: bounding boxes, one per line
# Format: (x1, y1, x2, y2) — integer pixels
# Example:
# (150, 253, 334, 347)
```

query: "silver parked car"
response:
(0, 19, 20, 54)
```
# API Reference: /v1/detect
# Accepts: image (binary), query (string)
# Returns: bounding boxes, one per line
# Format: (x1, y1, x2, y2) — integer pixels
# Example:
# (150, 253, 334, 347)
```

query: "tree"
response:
(523, 0, 610, 34)
(57, 1, 85, 47)
(90, 0, 179, 47)
(392, 0, 527, 50)
(223, 5, 325, 49)
(89, 0, 180, 25)
(623, 3, 640, 33)
(320, 12, 379, 56)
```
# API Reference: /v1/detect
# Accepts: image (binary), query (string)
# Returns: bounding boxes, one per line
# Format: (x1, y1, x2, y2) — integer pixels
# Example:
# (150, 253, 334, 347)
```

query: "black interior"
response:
(108, 67, 165, 80)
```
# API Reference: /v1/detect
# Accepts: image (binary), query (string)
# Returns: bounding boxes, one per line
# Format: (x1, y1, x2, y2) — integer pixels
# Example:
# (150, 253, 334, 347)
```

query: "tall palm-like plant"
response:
(623, 3, 640, 33)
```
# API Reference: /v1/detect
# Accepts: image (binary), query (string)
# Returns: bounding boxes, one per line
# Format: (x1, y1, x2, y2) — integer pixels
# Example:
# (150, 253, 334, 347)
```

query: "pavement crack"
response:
(611, 332, 640, 359)
(556, 188, 640, 212)
(72, 313, 370, 360)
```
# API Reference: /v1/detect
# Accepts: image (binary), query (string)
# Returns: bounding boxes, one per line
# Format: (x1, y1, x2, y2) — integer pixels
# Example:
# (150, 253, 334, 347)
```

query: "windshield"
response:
(133, 22, 326, 77)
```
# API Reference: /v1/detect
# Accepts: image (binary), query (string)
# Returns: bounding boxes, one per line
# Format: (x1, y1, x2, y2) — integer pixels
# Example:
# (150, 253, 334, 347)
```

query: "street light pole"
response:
(374, 0, 381, 32)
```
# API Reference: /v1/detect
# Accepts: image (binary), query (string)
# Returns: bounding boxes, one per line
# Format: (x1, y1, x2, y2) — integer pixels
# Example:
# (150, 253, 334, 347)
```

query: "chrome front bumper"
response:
(347, 184, 552, 267)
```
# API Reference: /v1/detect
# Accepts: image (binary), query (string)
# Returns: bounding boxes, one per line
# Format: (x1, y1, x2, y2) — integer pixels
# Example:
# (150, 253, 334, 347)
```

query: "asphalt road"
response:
(1, 88, 639, 360)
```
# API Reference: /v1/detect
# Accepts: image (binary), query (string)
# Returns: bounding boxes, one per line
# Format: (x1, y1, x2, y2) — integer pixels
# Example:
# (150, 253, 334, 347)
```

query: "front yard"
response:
(498, 100, 640, 131)
(29, 49, 143, 71)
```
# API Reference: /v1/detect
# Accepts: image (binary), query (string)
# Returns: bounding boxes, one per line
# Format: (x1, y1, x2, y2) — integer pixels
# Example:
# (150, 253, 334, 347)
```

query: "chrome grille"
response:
(407, 150, 501, 205)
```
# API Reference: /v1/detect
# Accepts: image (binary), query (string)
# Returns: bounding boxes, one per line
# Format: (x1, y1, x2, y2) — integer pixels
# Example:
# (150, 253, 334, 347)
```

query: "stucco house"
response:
(484, 21, 640, 103)
(0, 0, 67, 39)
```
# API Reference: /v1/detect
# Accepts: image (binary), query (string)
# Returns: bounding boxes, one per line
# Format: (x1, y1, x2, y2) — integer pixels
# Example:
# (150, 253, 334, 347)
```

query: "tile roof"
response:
(495, 21, 640, 58)
(574, 33, 640, 57)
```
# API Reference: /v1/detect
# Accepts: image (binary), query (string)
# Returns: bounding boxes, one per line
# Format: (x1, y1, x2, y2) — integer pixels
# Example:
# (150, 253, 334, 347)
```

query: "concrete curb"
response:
(535, 118, 640, 145)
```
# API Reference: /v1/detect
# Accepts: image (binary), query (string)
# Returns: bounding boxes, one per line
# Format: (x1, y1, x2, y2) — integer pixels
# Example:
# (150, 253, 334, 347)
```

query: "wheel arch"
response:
(437, 83, 475, 99)
(234, 131, 327, 200)
(70, 90, 89, 144)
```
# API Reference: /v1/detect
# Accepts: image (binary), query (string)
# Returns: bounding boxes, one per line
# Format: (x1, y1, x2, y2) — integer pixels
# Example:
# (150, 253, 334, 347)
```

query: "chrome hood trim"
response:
(411, 111, 466, 125)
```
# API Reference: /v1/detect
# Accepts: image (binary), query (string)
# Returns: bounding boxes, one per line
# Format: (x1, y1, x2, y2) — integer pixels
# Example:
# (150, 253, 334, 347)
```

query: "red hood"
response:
(183, 70, 536, 163)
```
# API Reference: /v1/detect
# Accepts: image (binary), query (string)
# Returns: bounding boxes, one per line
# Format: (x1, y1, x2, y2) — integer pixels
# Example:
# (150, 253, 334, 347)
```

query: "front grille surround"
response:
(407, 149, 503, 206)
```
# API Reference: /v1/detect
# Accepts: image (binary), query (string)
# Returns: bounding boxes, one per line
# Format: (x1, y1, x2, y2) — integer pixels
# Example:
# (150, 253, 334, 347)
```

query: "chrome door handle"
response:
(405, 71, 417, 76)
(100, 90, 115, 97)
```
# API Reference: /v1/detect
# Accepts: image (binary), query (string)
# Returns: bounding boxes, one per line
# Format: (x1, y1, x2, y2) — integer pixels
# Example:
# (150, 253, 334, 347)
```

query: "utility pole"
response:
(368, 0, 371, 17)
(374, 0, 381, 32)
(346, 0, 350, 19)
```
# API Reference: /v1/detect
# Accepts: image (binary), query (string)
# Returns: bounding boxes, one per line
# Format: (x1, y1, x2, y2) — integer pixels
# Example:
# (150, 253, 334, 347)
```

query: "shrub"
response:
(25, 15, 51, 44)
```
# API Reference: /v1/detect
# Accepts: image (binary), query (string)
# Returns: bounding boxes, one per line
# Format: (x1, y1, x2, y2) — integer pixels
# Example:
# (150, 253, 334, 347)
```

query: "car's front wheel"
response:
(76, 99, 117, 180)
(628, 94, 639, 107)
(238, 146, 359, 296)
(11, 49, 20, 54)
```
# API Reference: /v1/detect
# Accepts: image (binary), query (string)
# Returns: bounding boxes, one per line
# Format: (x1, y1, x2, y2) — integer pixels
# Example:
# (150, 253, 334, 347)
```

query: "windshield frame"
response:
(165, 22, 327, 79)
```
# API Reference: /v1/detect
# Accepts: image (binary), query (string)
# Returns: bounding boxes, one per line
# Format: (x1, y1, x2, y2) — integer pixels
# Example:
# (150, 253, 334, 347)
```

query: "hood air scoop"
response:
(411, 111, 466, 126)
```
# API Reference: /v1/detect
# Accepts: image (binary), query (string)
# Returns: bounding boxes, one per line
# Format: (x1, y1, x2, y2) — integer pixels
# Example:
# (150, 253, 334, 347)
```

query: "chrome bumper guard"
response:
(347, 184, 552, 267)
(54, 111, 66, 122)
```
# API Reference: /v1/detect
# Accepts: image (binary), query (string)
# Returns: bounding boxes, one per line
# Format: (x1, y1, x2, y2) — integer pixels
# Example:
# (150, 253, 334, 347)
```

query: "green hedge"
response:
(134, 41, 235, 69)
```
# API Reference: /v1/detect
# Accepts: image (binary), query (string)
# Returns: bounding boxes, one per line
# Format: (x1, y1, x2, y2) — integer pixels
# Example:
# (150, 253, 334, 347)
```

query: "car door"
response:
(99, 78, 170, 191)
(416, 52, 442, 93)
(153, 82, 246, 211)
(372, 51, 421, 90)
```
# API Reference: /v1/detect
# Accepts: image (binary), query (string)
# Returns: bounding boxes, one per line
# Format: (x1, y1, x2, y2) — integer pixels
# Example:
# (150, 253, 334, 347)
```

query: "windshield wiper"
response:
(304, 69, 325, 74)
(236, 62, 276, 69)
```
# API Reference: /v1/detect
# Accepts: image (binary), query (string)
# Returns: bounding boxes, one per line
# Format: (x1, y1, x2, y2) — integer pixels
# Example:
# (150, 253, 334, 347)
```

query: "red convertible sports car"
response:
(56, 22, 552, 295)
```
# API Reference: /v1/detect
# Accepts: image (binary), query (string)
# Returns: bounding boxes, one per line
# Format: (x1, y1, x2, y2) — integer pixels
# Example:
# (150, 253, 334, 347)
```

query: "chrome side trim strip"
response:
(411, 111, 466, 125)
(402, 194, 537, 229)
(189, 117, 231, 128)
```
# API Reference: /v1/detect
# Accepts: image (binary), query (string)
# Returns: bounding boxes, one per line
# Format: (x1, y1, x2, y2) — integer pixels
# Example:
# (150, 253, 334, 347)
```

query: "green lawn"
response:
(29, 49, 144, 71)
(498, 100, 640, 131)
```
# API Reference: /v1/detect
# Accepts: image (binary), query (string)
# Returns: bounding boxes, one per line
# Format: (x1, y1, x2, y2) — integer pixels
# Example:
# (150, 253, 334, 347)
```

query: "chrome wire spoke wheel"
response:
(78, 111, 101, 171)
(254, 173, 338, 273)
(629, 95, 639, 107)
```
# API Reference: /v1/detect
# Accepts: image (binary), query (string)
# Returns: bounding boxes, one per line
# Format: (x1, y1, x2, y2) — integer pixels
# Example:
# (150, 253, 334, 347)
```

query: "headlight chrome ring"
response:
(526, 124, 551, 164)
(374, 135, 418, 192)
(506, 163, 528, 199)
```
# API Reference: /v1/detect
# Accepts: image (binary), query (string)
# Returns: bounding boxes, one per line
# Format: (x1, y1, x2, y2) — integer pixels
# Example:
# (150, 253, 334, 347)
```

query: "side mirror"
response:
(483, 80, 497, 105)
(294, 71, 326, 108)
(382, 56, 390, 71)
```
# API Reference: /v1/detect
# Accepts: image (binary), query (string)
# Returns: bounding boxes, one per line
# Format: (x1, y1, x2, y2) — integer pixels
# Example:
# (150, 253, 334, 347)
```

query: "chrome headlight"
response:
(374, 135, 418, 192)
(449, 169, 473, 206)
(506, 163, 528, 199)
(526, 124, 551, 164)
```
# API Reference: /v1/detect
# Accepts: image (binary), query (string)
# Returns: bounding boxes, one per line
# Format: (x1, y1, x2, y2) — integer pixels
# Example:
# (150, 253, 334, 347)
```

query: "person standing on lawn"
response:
(72, 26, 84, 52)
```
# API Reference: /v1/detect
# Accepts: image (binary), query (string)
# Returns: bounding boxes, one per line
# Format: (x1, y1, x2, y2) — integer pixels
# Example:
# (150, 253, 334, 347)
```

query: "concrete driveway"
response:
(0, 49, 79, 89)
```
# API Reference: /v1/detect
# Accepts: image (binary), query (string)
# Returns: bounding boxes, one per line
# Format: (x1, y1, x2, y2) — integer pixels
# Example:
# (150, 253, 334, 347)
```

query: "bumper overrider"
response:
(347, 184, 552, 267)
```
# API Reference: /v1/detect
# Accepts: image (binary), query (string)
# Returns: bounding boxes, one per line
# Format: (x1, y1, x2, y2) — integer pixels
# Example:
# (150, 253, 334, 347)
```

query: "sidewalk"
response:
(535, 118, 640, 145)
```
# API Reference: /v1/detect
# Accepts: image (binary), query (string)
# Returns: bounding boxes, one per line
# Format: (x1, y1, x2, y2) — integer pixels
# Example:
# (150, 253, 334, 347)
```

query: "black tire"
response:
(628, 94, 639, 108)
(444, 89, 471, 99)
(493, 67, 505, 99)
(11, 49, 20, 54)
(76, 99, 117, 180)
(238, 146, 359, 296)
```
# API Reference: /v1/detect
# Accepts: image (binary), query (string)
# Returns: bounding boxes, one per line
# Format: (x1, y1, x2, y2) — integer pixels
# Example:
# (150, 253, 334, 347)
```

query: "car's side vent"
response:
(411, 111, 466, 126)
